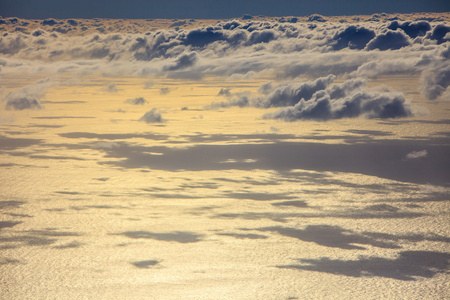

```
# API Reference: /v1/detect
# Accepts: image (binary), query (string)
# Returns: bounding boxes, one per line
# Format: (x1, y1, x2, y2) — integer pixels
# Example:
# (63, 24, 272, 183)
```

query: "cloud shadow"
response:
(278, 251, 450, 281)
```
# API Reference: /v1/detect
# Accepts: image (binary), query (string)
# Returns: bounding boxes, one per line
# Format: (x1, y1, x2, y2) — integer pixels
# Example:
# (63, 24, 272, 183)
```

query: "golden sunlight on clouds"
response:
(1, 12, 449, 299)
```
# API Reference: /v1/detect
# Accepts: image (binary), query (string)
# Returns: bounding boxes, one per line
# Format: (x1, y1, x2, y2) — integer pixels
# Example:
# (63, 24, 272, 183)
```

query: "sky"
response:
(1, 0, 449, 19)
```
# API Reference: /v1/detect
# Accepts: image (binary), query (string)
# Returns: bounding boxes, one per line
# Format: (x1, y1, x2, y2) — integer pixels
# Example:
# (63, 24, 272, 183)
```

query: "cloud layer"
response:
(1, 16, 449, 112)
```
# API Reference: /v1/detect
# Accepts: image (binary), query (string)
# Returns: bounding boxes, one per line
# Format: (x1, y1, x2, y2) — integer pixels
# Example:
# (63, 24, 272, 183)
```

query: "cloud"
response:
(181, 27, 225, 47)
(427, 24, 450, 44)
(207, 75, 413, 121)
(163, 52, 198, 71)
(332, 25, 376, 50)
(103, 83, 118, 93)
(256, 75, 336, 108)
(143, 80, 154, 89)
(406, 150, 427, 160)
(5, 94, 42, 110)
(1, 18, 448, 99)
(41, 19, 59, 26)
(218, 88, 232, 97)
(125, 97, 148, 105)
(365, 30, 411, 51)
(387, 21, 431, 39)
(3, 78, 53, 110)
(263, 89, 412, 121)
(160, 87, 175, 95)
(208, 94, 251, 109)
(139, 108, 164, 123)
(308, 14, 327, 22)
(419, 61, 450, 100)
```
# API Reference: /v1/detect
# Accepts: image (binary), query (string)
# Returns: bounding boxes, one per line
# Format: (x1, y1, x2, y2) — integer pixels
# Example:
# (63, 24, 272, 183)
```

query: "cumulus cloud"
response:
(3, 78, 53, 110)
(263, 89, 412, 121)
(139, 108, 164, 123)
(405, 150, 427, 160)
(208, 75, 412, 121)
(332, 25, 376, 50)
(1, 17, 448, 102)
(125, 97, 148, 105)
(387, 21, 431, 39)
(308, 14, 327, 22)
(256, 75, 336, 108)
(420, 61, 450, 100)
(427, 24, 450, 44)
(163, 52, 198, 71)
(365, 30, 411, 51)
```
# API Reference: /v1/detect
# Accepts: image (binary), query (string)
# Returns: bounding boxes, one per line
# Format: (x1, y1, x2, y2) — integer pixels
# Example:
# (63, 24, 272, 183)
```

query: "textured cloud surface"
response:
(1, 15, 449, 114)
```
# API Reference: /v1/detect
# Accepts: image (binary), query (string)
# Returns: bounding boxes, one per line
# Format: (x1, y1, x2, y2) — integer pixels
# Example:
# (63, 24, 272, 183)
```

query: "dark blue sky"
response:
(1, 0, 449, 19)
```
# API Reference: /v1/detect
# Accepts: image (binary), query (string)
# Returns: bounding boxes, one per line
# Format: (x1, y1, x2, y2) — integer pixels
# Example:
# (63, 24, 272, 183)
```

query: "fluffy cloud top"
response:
(332, 25, 376, 50)
(365, 30, 410, 51)
(209, 76, 412, 121)
(264, 89, 412, 121)
(1, 16, 449, 115)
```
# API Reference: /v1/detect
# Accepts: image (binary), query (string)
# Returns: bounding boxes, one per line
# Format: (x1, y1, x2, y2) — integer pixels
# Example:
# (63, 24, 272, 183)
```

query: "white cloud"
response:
(405, 150, 428, 160)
